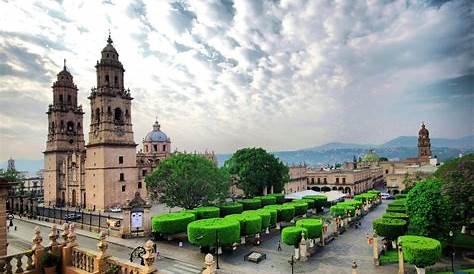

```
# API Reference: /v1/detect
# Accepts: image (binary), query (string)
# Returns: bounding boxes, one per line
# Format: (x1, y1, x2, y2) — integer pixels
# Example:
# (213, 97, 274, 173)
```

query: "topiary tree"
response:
(268, 193, 286, 204)
(237, 199, 262, 210)
(296, 218, 323, 239)
(398, 235, 441, 271)
(382, 212, 409, 222)
(217, 203, 243, 217)
(301, 199, 315, 209)
(372, 218, 407, 243)
(195, 207, 220, 219)
(243, 210, 270, 231)
(151, 212, 196, 236)
(337, 200, 362, 209)
(264, 204, 295, 223)
(187, 218, 240, 247)
(330, 204, 355, 217)
(282, 226, 308, 247)
(257, 208, 277, 226)
(284, 202, 308, 216)
(224, 213, 261, 239)
(386, 207, 407, 214)
(304, 195, 327, 212)
(255, 196, 277, 206)
(395, 194, 407, 200)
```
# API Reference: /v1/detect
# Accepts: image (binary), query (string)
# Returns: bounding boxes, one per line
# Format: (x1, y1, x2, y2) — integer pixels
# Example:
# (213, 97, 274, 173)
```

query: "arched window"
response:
(153, 144, 157, 152)
(144, 145, 148, 153)
(59, 94, 63, 104)
(96, 108, 101, 122)
(162, 145, 166, 151)
(66, 121, 74, 133)
(105, 75, 109, 85)
(77, 122, 81, 129)
(67, 95, 72, 104)
(114, 108, 122, 123)
(114, 76, 118, 86)
(60, 120, 64, 130)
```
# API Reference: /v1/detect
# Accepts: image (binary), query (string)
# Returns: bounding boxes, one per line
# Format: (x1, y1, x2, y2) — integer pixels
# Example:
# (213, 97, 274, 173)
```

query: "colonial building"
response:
(43, 35, 216, 210)
(285, 164, 308, 194)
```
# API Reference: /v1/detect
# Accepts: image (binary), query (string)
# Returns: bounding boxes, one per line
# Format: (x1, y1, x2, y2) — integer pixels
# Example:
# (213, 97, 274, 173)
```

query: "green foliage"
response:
(354, 193, 378, 203)
(181, 209, 197, 217)
(264, 204, 295, 222)
(224, 213, 261, 236)
(268, 193, 286, 204)
(301, 199, 315, 209)
(281, 226, 308, 247)
(386, 207, 407, 214)
(382, 212, 409, 222)
(399, 235, 441, 268)
(284, 201, 308, 216)
(379, 250, 399, 265)
(40, 251, 60, 268)
(187, 218, 240, 247)
(395, 194, 407, 200)
(151, 212, 196, 234)
(406, 179, 452, 240)
(223, 147, 289, 196)
(217, 203, 243, 217)
(372, 218, 407, 240)
(304, 195, 327, 211)
(434, 154, 474, 232)
(0, 168, 24, 182)
(195, 207, 220, 219)
(237, 198, 262, 210)
(296, 218, 323, 239)
(255, 195, 277, 206)
(330, 204, 355, 217)
(337, 200, 363, 209)
(389, 199, 407, 206)
(368, 190, 381, 196)
(243, 210, 270, 230)
(105, 265, 120, 274)
(145, 154, 229, 209)
(257, 208, 277, 225)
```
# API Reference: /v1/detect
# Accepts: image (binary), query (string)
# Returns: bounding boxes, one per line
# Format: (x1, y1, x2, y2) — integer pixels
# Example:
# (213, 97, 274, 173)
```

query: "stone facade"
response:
(285, 164, 308, 193)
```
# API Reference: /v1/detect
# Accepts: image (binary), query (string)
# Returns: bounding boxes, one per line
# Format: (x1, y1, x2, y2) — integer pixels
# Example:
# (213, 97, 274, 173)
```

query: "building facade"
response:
(285, 164, 308, 194)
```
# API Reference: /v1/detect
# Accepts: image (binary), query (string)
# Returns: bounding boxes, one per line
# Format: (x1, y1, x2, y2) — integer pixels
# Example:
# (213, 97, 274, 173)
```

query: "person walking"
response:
(277, 240, 282, 251)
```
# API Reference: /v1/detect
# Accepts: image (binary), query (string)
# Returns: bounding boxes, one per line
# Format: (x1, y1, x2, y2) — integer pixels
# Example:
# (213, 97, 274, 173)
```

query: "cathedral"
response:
(43, 35, 216, 210)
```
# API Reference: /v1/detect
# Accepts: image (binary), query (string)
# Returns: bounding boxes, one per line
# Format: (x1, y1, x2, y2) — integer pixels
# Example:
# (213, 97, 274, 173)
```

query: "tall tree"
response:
(224, 147, 289, 196)
(145, 154, 229, 209)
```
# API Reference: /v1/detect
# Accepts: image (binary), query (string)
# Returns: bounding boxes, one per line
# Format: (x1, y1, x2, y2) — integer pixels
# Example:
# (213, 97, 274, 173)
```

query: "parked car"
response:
(381, 193, 395, 200)
(64, 213, 82, 221)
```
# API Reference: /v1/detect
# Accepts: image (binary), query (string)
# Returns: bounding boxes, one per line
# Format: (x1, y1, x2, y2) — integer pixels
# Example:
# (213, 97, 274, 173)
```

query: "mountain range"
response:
(2, 135, 473, 174)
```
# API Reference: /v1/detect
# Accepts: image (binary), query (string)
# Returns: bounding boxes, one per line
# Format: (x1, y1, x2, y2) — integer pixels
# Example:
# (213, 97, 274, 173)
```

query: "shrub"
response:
(264, 204, 295, 222)
(40, 251, 60, 268)
(225, 213, 261, 236)
(243, 210, 270, 230)
(337, 200, 362, 209)
(304, 195, 327, 211)
(386, 207, 407, 214)
(382, 212, 409, 222)
(284, 202, 308, 216)
(257, 208, 277, 225)
(195, 207, 220, 219)
(395, 194, 407, 200)
(237, 199, 262, 210)
(398, 235, 442, 268)
(281, 226, 308, 247)
(188, 218, 240, 247)
(368, 190, 381, 196)
(151, 212, 196, 234)
(181, 209, 197, 217)
(372, 218, 407, 240)
(255, 195, 277, 206)
(354, 193, 378, 203)
(301, 199, 315, 209)
(218, 203, 243, 217)
(389, 199, 407, 207)
(330, 204, 355, 217)
(268, 193, 286, 204)
(296, 218, 323, 239)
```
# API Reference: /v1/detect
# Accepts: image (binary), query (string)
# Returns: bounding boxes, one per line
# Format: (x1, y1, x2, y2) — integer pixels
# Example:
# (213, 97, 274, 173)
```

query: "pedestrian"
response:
(277, 240, 282, 251)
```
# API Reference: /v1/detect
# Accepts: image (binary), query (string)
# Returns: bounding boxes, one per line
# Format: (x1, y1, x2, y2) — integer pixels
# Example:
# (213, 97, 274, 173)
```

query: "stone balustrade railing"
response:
(71, 247, 96, 272)
(0, 250, 35, 273)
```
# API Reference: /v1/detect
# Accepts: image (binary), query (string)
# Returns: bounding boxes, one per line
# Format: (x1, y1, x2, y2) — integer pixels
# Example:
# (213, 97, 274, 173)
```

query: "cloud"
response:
(0, 0, 472, 162)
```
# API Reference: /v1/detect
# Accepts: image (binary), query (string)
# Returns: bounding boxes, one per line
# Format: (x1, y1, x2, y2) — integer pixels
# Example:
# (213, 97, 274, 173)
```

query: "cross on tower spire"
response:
(63, 58, 67, 70)
(107, 29, 113, 44)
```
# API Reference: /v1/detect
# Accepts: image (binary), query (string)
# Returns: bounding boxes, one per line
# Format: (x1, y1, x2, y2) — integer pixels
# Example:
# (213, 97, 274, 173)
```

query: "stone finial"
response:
(49, 225, 59, 247)
(142, 240, 156, 271)
(67, 224, 77, 247)
(352, 260, 358, 274)
(61, 223, 70, 243)
(97, 230, 108, 256)
(203, 253, 216, 274)
(300, 231, 306, 243)
(32, 226, 43, 251)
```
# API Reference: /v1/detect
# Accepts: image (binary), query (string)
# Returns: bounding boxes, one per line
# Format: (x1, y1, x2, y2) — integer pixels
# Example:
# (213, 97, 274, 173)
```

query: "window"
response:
(342, 178, 346, 183)
(114, 108, 122, 122)
(385, 169, 389, 174)
(67, 95, 72, 104)
(162, 145, 166, 151)
(153, 145, 157, 152)
(144, 145, 148, 153)
(96, 108, 101, 122)
(118, 156, 124, 164)
(105, 75, 109, 84)
(336, 178, 339, 184)
(59, 94, 63, 104)
(142, 170, 147, 176)
(311, 178, 314, 183)
(323, 178, 327, 183)
(317, 178, 321, 183)
(119, 173, 124, 181)
(114, 76, 118, 86)
(138, 181, 142, 189)
(122, 185, 126, 192)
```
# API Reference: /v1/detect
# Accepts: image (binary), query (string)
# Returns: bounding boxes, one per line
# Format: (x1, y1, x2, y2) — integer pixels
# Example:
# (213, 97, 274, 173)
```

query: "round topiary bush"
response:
(151, 212, 196, 235)
(281, 226, 308, 247)
(224, 213, 261, 236)
(337, 200, 362, 209)
(243, 210, 270, 230)
(237, 199, 262, 210)
(382, 212, 409, 222)
(372, 218, 407, 240)
(257, 208, 277, 225)
(296, 218, 323, 239)
(395, 194, 407, 200)
(330, 204, 355, 217)
(388, 199, 406, 207)
(304, 195, 328, 211)
(181, 209, 197, 217)
(284, 202, 308, 216)
(368, 190, 381, 196)
(398, 235, 442, 268)
(255, 196, 277, 206)
(267, 193, 285, 204)
(195, 207, 220, 219)
(301, 199, 315, 209)
(187, 218, 240, 247)
(218, 203, 243, 217)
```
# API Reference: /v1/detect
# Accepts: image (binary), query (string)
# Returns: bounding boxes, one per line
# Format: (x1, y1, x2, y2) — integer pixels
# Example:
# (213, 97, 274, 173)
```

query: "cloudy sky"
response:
(0, 0, 472, 161)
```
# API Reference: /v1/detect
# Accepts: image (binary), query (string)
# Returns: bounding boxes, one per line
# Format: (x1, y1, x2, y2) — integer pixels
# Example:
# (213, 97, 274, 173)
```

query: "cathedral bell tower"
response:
(418, 122, 432, 162)
(85, 34, 138, 210)
(44, 61, 85, 206)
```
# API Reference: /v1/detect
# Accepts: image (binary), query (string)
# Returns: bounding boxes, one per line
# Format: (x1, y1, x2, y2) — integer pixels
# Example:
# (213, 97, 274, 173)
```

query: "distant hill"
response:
(381, 135, 474, 148)
(303, 142, 372, 151)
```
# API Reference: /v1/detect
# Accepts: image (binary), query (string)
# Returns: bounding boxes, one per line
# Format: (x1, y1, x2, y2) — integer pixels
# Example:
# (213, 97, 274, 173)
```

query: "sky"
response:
(0, 0, 473, 161)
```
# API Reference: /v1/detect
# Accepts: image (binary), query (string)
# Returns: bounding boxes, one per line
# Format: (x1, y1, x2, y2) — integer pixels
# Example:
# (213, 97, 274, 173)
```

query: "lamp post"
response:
(215, 230, 220, 269)
(288, 255, 295, 274)
(449, 230, 454, 273)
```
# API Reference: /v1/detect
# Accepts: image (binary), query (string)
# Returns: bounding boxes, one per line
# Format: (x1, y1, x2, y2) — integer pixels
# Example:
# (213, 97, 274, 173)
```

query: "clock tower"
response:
(417, 122, 432, 163)
(84, 34, 138, 210)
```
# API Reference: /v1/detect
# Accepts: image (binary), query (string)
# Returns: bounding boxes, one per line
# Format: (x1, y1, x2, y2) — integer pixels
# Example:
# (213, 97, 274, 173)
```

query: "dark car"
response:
(64, 213, 82, 221)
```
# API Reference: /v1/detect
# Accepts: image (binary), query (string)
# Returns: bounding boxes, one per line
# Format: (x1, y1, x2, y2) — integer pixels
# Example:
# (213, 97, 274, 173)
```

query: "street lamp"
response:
(288, 255, 295, 274)
(449, 230, 454, 273)
(215, 230, 220, 269)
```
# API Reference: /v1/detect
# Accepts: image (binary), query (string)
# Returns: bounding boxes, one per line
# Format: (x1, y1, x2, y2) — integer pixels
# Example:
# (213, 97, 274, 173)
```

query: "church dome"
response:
(361, 149, 380, 162)
(144, 120, 169, 142)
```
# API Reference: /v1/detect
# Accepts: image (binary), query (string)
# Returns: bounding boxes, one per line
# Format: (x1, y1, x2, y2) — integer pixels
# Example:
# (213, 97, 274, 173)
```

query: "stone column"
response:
(143, 202, 152, 236)
(202, 253, 216, 274)
(49, 225, 59, 253)
(352, 260, 357, 274)
(94, 231, 108, 274)
(60, 223, 73, 274)
(398, 243, 404, 274)
(121, 202, 131, 238)
(299, 232, 308, 261)
(142, 240, 157, 273)
(0, 189, 7, 256)
(32, 226, 44, 270)
(373, 233, 379, 266)
(333, 217, 338, 236)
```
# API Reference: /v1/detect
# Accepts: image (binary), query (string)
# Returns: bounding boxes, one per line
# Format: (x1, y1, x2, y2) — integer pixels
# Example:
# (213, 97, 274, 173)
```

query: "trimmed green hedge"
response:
(225, 213, 261, 236)
(330, 204, 356, 217)
(337, 200, 362, 209)
(382, 212, 409, 222)
(296, 218, 323, 239)
(372, 218, 407, 240)
(181, 209, 197, 217)
(281, 226, 308, 247)
(398, 235, 441, 268)
(304, 195, 327, 211)
(151, 212, 196, 235)
(388, 199, 406, 207)
(255, 196, 277, 206)
(386, 207, 407, 214)
(237, 199, 262, 210)
(354, 193, 378, 203)
(257, 208, 277, 225)
(195, 207, 220, 219)
(243, 210, 270, 230)
(368, 190, 381, 196)
(268, 193, 286, 204)
(187, 218, 240, 247)
(301, 199, 315, 209)
(395, 194, 407, 200)
(264, 204, 295, 222)
(217, 203, 243, 217)
(284, 202, 308, 216)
